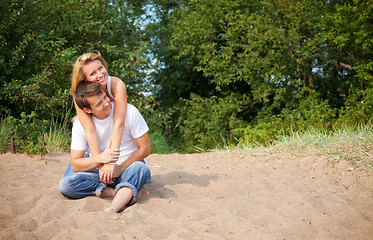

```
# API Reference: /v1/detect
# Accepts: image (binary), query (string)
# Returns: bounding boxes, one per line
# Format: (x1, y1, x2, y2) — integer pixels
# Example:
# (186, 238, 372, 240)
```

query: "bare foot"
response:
(139, 189, 149, 195)
(104, 207, 116, 213)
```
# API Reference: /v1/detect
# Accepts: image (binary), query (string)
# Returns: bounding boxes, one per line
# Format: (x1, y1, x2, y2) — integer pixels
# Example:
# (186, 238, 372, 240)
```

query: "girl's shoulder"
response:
(109, 76, 126, 97)
(110, 76, 125, 87)
(110, 76, 124, 84)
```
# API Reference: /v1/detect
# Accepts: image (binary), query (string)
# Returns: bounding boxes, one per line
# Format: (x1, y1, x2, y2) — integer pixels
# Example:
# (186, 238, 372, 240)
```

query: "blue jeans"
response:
(59, 161, 151, 199)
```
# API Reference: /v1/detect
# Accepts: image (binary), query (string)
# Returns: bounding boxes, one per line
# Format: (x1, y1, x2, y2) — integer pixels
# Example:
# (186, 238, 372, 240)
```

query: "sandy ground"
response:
(0, 148, 372, 240)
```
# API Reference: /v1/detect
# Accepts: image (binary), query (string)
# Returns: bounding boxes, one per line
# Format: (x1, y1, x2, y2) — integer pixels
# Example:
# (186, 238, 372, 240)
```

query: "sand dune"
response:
(0, 149, 372, 239)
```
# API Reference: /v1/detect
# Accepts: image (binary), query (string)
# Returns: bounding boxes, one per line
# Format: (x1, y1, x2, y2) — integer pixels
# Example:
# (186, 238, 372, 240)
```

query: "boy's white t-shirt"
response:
(71, 103, 149, 165)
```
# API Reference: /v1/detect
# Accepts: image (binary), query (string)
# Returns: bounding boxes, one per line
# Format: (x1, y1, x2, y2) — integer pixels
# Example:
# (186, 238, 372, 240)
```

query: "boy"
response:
(59, 81, 151, 213)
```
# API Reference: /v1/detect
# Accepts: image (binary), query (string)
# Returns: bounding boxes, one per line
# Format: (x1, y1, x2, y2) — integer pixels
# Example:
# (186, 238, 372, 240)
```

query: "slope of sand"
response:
(0, 149, 372, 240)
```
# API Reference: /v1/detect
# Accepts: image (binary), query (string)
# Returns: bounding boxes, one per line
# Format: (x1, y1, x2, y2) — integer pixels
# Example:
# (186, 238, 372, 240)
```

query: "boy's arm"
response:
(100, 133, 150, 183)
(70, 144, 117, 172)
(74, 100, 101, 156)
(114, 132, 151, 177)
(110, 77, 127, 152)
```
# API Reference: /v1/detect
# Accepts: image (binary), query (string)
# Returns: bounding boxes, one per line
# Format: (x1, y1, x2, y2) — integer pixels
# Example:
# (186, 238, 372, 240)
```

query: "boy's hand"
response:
(99, 164, 116, 184)
(113, 165, 124, 179)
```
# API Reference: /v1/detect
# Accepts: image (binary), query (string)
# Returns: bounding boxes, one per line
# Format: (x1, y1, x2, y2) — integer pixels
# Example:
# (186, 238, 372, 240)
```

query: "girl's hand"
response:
(97, 144, 117, 164)
(109, 148, 120, 161)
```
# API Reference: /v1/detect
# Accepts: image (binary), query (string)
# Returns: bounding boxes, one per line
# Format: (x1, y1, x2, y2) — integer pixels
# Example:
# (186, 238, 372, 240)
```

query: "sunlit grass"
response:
(43, 121, 71, 153)
(205, 124, 373, 171)
(270, 124, 372, 170)
(206, 137, 260, 153)
(0, 118, 14, 153)
(149, 131, 178, 154)
(2, 112, 372, 172)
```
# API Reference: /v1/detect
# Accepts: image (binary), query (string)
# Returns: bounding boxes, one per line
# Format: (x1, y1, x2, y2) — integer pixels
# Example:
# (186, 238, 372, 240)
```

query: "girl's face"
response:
(82, 59, 108, 88)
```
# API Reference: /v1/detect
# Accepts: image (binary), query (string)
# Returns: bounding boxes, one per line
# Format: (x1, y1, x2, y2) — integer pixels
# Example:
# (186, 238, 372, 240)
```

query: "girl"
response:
(71, 52, 127, 184)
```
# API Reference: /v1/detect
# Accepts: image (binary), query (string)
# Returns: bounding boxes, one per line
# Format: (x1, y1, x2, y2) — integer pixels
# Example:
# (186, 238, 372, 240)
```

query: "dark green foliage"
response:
(129, 94, 178, 153)
(6, 112, 49, 154)
(338, 88, 373, 126)
(0, 0, 151, 118)
(0, 0, 153, 153)
(154, 0, 373, 150)
(147, 1, 215, 108)
(177, 93, 247, 151)
(0, 0, 372, 154)
(0, 118, 14, 153)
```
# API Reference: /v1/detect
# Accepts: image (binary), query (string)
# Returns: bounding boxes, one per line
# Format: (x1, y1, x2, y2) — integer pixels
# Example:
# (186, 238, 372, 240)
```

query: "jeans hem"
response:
(115, 182, 138, 197)
(95, 182, 107, 197)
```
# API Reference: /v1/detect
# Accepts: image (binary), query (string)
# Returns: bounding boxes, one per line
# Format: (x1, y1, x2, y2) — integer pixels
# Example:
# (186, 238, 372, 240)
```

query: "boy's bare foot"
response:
(104, 207, 116, 213)
(139, 189, 149, 195)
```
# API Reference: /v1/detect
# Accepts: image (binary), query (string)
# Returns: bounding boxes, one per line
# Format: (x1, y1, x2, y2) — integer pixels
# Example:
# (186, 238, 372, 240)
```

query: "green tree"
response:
(164, 0, 372, 149)
(147, 0, 214, 108)
(0, 0, 153, 153)
(0, 0, 151, 120)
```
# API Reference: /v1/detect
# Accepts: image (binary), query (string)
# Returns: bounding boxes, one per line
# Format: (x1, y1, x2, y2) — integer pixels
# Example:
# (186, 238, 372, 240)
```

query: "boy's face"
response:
(82, 59, 108, 89)
(83, 92, 111, 120)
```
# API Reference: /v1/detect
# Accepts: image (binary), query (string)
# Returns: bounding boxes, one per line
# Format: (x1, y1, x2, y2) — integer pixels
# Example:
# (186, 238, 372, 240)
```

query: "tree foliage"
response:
(0, 0, 152, 153)
(156, 0, 373, 150)
(0, 0, 152, 117)
(1, 0, 372, 153)
(146, 0, 214, 108)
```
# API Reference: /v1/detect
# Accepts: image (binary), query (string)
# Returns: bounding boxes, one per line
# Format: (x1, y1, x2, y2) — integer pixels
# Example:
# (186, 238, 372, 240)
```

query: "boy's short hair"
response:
(74, 81, 104, 110)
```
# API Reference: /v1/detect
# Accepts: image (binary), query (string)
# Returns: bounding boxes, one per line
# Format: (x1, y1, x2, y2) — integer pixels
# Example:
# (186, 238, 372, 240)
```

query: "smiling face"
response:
(83, 91, 112, 120)
(82, 59, 108, 89)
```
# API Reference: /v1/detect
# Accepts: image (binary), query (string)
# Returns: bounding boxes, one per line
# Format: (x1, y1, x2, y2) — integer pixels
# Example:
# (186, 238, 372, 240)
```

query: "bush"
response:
(283, 87, 337, 131)
(338, 88, 373, 126)
(176, 93, 246, 151)
(232, 115, 284, 146)
(5, 112, 49, 154)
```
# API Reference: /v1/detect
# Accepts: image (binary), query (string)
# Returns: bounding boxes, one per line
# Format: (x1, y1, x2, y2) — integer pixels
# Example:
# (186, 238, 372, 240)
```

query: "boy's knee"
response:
(133, 161, 151, 183)
(130, 161, 143, 167)
(130, 161, 148, 170)
(131, 161, 150, 174)
(59, 177, 73, 198)
(59, 178, 68, 197)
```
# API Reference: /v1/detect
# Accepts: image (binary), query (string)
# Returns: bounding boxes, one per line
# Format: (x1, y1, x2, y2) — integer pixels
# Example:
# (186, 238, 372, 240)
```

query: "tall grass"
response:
(43, 127, 178, 154)
(43, 121, 71, 153)
(0, 118, 14, 153)
(1, 116, 176, 155)
(2, 112, 372, 171)
(272, 124, 373, 170)
(205, 124, 373, 171)
(149, 131, 178, 154)
(204, 135, 259, 153)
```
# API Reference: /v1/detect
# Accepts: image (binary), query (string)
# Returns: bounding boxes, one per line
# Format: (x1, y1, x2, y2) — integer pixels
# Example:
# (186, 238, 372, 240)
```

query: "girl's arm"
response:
(110, 77, 127, 151)
(74, 99, 101, 156)
(94, 78, 126, 182)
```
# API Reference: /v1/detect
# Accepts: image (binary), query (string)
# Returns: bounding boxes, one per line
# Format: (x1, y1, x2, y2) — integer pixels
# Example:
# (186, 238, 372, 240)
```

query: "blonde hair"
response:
(71, 51, 108, 95)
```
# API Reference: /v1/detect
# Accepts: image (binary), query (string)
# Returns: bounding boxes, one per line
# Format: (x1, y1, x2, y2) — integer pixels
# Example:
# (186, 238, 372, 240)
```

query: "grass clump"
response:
(149, 131, 178, 154)
(0, 114, 72, 155)
(0, 118, 14, 153)
(43, 121, 71, 153)
(272, 124, 373, 170)
(202, 124, 372, 171)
